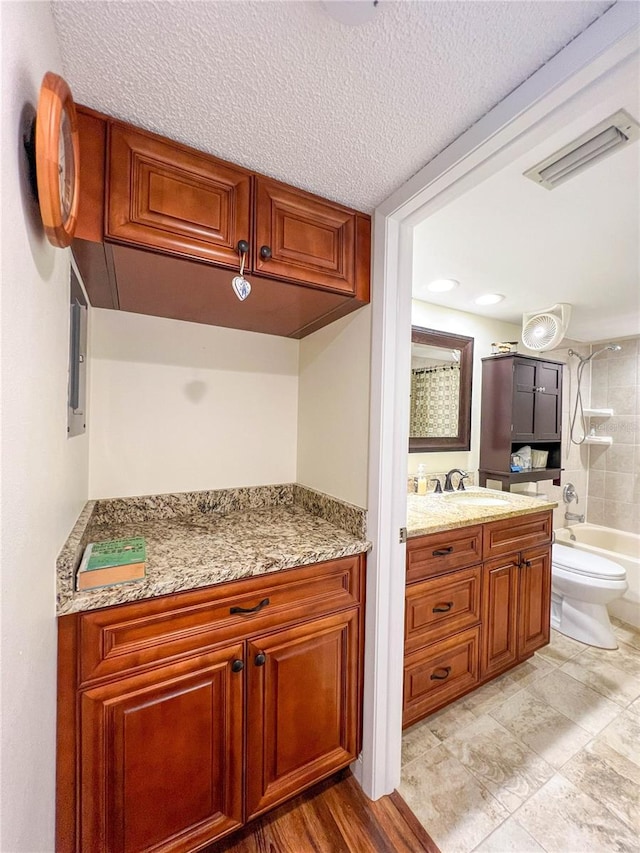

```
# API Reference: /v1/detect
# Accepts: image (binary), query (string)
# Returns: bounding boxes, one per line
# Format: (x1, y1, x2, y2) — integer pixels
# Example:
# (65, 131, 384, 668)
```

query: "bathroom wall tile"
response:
(559, 652, 640, 707)
(399, 744, 509, 853)
(604, 470, 634, 502)
(515, 773, 639, 853)
(607, 385, 637, 417)
(603, 499, 640, 532)
(489, 689, 592, 769)
(607, 357, 638, 388)
(443, 715, 554, 813)
(590, 357, 608, 391)
(606, 415, 640, 445)
(561, 739, 640, 833)
(602, 444, 635, 475)
(534, 629, 585, 667)
(589, 384, 608, 409)
(474, 818, 545, 853)
(588, 444, 607, 470)
(527, 669, 620, 735)
(587, 468, 605, 497)
(631, 470, 640, 503)
(593, 710, 640, 767)
(401, 717, 441, 766)
(586, 496, 604, 524)
(606, 338, 639, 359)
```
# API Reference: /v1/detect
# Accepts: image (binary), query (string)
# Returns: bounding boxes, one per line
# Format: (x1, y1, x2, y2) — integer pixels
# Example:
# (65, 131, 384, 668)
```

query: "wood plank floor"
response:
(205, 770, 440, 852)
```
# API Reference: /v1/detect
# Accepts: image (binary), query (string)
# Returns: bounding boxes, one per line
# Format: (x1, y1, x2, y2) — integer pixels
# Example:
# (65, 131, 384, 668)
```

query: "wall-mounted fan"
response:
(522, 303, 571, 351)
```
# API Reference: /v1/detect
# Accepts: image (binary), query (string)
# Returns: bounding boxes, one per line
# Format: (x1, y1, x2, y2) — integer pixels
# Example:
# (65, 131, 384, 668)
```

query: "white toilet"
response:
(551, 543, 628, 649)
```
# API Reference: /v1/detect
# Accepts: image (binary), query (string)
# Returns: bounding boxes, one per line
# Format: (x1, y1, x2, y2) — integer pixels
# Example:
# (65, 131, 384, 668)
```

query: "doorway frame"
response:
(358, 2, 640, 799)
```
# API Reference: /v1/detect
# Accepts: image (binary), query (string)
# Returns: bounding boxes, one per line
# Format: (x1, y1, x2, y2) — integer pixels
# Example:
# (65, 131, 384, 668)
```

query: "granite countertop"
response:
(57, 484, 370, 616)
(407, 486, 557, 538)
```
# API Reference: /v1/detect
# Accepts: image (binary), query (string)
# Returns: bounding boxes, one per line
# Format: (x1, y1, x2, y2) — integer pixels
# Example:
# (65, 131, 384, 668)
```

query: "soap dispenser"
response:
(416, 464, 428, 496)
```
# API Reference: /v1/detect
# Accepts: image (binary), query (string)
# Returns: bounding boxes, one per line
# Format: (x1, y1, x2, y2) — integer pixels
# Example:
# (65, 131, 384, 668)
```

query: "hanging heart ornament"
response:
(232, 275, 251, 301)
(232, 242, 252, 301)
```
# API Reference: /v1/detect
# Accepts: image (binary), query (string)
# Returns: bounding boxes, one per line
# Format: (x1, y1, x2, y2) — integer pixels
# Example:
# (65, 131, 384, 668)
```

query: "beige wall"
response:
(89, 309, 299, 498)
(408, 300, 526, 481)
(0, 3, 90, 849)
(297, 306, 371, 507)
(586, 336, 640, 532)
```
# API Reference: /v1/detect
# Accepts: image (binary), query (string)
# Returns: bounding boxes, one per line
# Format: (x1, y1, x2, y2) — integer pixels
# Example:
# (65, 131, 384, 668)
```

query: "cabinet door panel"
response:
(80, 646, 244, 853)
(246, 609, 360, 819)
(518, 546, 552, 658)
(403, 627, 480, 727)
(512, 360, 537, 439)
(534, 362, 562, 439)
(482, 556, 519, 678)
(483, 512, 552, 559)
(254, 178, 356, 294)
(107, 124, 251, 267)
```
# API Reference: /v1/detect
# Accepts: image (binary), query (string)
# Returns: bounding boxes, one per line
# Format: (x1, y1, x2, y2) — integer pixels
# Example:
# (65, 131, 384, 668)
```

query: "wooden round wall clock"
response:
(35, 72, 80, 247)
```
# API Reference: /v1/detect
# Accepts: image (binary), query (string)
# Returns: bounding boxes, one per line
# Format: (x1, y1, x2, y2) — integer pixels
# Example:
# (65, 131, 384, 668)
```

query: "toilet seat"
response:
(552, 543, 626, 581)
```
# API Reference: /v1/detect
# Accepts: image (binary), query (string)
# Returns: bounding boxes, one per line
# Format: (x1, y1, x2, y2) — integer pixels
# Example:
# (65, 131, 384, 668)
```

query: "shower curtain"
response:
(410, 364, 460, 437)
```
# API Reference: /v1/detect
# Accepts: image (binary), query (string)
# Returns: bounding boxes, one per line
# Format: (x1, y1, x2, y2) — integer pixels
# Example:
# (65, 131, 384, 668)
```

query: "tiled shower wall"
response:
(586, 336, 640, 532)
(534, 345, 590, 531)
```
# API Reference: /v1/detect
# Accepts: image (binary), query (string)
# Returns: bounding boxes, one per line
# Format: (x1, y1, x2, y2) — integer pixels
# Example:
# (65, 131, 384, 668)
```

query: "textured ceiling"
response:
(51, 0, 612, 213)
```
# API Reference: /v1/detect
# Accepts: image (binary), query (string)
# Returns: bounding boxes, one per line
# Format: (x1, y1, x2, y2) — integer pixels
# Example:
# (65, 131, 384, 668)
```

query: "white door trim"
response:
(357, 1, 639, 799)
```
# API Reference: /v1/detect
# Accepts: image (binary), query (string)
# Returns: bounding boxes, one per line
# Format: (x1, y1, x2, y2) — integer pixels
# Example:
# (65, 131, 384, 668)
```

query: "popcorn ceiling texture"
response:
(51, 0, 611, 213)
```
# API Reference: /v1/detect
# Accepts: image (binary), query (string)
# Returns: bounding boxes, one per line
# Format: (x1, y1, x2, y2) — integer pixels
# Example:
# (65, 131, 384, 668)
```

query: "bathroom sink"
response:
(443, 492, 507, 507)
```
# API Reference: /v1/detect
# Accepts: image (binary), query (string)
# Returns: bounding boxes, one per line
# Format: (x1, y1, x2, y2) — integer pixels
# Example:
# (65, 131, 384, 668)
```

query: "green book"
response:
(79, 537, 146, 573)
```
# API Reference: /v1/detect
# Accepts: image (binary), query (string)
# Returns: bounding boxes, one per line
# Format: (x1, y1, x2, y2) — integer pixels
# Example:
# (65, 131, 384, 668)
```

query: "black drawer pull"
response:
(433, 547, 454, 557)
(430, 666, 452, 681)
(255, 653, 266, 667)
(230, 597, 270, 615)
(432, 601, 454, 613)
(519, 560, 532, 569)
(231, 659, 244, 673)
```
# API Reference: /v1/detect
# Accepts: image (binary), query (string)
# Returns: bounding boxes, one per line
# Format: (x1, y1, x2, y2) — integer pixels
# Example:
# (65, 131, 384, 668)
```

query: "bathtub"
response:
(555, 524, 640, 628)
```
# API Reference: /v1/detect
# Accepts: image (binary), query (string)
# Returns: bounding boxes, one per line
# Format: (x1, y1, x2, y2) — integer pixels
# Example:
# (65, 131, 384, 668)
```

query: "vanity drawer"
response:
(76, 554, 364, 685)
(483, 511, 552, 559)
(406, 525, 483, 583)
(403, 626, 480, 727)
(405, 565, 481, 652)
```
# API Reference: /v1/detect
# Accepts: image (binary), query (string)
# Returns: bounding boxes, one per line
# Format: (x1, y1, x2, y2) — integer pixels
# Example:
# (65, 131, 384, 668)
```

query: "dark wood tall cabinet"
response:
(479, 354, 564, 489)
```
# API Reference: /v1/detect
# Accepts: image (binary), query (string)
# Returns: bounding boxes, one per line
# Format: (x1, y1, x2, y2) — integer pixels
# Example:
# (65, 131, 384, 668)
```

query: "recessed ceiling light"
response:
(474, 293, 505, 305)
(427, 278, 459, 293)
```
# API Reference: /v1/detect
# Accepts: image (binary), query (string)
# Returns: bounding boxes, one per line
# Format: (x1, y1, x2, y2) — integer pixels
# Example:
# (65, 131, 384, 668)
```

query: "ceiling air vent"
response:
(524, 110, 640, 190)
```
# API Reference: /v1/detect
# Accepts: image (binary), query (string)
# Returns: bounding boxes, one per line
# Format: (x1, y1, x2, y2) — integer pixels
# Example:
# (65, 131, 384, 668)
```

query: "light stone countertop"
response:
(57, 485, 369, 616)
(407, 487, 557, 538)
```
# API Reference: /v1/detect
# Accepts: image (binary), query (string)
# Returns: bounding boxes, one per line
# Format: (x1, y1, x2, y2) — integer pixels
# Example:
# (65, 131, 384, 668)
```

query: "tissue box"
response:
(531, 449, 548, 469)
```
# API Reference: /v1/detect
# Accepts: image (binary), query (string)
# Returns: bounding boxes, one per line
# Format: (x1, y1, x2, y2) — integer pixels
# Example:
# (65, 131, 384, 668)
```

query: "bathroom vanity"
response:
(55, 486, 369, 853)
(404, 489, 555, 728)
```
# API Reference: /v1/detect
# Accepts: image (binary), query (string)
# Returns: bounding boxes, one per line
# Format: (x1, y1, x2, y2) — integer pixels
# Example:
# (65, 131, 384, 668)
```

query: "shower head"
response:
(568, 343, 622, 364)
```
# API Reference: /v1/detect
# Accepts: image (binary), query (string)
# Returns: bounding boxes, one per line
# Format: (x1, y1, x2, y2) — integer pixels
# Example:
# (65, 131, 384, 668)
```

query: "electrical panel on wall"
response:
(68, 265, 87, 437)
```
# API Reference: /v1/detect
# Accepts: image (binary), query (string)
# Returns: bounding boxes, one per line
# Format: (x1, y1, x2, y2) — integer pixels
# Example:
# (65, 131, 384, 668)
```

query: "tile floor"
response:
(399, 619, 640, 853)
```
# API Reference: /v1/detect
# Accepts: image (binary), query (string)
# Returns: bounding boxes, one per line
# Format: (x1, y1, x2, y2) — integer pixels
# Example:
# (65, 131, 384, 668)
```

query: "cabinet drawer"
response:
(403, 627, 480, 727)
(407, 526, 483, 583)
(77, 555, 364, 684)
(483, 511, 552, 559)
(405, 565, 481, 652)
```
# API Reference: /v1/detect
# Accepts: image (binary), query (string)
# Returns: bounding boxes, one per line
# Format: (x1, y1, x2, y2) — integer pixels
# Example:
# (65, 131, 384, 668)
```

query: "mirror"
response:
(409, 326, 473, 453)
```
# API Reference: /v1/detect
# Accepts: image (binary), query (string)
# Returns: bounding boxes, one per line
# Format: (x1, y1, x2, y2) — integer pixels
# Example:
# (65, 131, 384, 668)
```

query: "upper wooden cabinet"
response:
(73, 106, 371, 338)
(479, 353, 564, 489)
(107, 124, 252, 268)
(254, 178, 357, 294)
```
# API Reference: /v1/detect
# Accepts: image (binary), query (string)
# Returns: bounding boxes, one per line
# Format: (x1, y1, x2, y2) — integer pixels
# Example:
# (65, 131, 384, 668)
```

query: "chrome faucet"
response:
(444, 469, 469, 492)
(565, 511, 585, 523)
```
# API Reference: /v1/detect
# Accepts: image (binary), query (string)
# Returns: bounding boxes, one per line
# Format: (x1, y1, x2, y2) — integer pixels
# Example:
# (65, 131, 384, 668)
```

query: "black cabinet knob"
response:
(260, 245, 272, 261)
(231, 659, 244, 673)
(237, 240, 249, 255)
(254, 653, 266, 667)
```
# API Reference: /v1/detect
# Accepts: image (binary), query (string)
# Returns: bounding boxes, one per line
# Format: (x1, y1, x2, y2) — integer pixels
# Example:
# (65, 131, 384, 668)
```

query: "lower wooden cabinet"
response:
(57, 555, 366, 853)
(403, 512, 552, 728)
